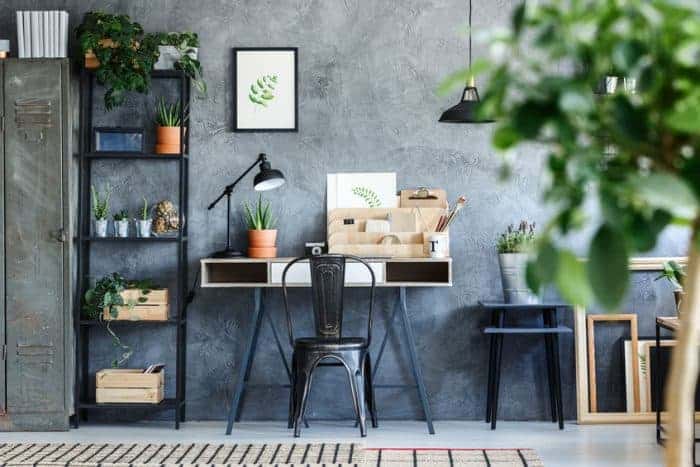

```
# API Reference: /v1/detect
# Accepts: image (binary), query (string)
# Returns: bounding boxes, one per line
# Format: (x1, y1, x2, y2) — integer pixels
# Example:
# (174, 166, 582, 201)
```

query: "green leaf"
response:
(493, 125, 521, 150)
(559, 89, 593, 114)
(555, 250, 593, 306)
(612, 40, 645, 71)
(632, 172, 698, 220)
(611, 95, 648, 141)
(588, 224, 629, 310)
(665, 90, 700, 134)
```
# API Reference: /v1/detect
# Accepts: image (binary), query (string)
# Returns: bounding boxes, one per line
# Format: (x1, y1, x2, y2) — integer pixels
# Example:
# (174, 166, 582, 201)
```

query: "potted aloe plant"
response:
(91, 185, 111, 237)
(136, 197, 152, 238)
(497, 221, 538, 304)
(243, 195, 277, 258)
(113, 209, 129, 237)
(155, 97, 187, 155)
(656, 260, 686, 315)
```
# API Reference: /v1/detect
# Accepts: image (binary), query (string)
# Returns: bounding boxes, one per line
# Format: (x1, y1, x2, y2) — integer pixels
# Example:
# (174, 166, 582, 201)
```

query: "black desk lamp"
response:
(208, 153, 285, 258)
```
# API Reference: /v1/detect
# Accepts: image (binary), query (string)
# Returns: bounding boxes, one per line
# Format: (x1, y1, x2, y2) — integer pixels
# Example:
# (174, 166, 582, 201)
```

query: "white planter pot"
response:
(115, 220, 129, 238)
(154, 45, 198, 70)
(498, 253, 539, 304)
(95, 219, 108, 237)
(136, 219, 152, 238)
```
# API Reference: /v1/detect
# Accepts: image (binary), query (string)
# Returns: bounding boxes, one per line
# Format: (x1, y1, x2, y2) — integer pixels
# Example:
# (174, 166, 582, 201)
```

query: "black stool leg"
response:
(486, 333, 496, 423)
(491, 333, 504, 430)
(552, 330, 564, 430)
(543, 310, 557, 423)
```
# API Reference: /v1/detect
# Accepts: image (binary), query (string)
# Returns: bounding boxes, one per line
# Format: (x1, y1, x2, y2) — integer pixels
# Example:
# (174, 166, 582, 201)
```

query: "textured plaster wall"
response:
(0, 0, 689, 422)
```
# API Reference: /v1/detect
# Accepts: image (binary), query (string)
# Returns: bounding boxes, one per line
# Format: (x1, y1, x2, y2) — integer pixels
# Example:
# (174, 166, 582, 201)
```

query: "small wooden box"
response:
(103, 288, 169, 321)
(96, 369, 164, 404)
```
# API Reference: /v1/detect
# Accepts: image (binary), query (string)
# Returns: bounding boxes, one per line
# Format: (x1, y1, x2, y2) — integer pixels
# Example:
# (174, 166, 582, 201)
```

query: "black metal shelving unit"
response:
(73, 69, 190, 429)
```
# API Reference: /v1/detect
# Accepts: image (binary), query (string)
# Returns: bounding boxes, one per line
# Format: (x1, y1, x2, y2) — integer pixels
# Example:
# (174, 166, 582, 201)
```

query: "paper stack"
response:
(16, 11, 69, 58)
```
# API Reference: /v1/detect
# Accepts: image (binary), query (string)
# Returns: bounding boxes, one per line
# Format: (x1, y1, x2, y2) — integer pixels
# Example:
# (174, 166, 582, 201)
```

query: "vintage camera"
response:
(305, 242, 327, 256)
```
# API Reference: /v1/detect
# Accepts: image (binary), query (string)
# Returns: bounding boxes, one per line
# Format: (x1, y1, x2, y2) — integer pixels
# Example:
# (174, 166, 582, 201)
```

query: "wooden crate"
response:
(96, 369, 164, 404)
(103, 288, 169, 321)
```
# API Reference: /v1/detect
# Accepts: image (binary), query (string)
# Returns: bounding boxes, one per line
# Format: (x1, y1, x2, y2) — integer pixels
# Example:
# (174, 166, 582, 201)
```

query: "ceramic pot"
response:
(154, 45, 198, 70)
(155, 126, 184, 154)
(498, 253, 539, 304)
(136, 219, 152, 238)
(115, 219, 129, 238)
(95, 219, 108, 237)
(248, 229, 277, 258)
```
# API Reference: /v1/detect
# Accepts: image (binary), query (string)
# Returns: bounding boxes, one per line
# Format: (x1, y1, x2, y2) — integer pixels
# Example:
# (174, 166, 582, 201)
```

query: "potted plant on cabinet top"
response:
(153, 32, 206, 96)
(497, 221, 538, 304)
(244, 195, 277, 258)
(656, 260, 686, 315)
(75, 11, 159, 110)
(113, 209, 129, 238)
(91, 185, 111, 237)
(155, 97, 187, 155)
(136, 197, 152, 238)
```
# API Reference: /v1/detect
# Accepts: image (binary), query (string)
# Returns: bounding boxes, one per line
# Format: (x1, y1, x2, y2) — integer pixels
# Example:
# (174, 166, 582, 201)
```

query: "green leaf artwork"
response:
(351, 186, 381, 208)
(249, 74, 278, 107)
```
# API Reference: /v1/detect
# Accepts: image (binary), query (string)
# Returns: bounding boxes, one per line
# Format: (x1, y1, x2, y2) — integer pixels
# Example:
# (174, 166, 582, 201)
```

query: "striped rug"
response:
(0, 443, 542, 466)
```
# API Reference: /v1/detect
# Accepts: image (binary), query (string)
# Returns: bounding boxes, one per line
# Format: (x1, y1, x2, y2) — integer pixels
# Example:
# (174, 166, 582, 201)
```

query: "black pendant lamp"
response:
(439, 0, 494, 124)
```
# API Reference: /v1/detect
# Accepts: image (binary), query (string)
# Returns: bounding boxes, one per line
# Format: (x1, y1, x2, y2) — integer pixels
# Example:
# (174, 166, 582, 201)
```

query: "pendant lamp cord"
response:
(468, 0, 472, 71)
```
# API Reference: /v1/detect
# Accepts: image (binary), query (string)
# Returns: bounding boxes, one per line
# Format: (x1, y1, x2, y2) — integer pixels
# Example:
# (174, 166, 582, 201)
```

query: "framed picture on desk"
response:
(232, 47, 298, 132)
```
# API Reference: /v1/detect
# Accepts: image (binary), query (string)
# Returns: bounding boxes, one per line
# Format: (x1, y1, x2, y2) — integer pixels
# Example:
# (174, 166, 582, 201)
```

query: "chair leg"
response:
(491, 334, 504, 430)
(350, 365, 367, 437)
(288, 354, 297, 429)
(294, 366, 313, 438)
(364, 354, 378, 428)
(486, 334, 495, 423)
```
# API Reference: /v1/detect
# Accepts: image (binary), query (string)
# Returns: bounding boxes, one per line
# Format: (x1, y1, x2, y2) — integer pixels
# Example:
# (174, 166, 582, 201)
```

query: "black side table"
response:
(479, 302, 572, 430)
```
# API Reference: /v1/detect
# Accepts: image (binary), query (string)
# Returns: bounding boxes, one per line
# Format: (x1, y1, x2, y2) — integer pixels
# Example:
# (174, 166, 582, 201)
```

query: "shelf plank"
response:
(80, 319, 183, 326)
(78, 397, 182, 409)
(78, 236, 186, 243)
(82, 152, 187, 160)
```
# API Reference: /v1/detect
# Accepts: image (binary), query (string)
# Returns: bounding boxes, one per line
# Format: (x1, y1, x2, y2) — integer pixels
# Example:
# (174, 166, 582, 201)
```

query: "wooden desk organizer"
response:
(102, 288, 169, 321)
(95, 369, 165, 404)
(328, 207, 448, 258)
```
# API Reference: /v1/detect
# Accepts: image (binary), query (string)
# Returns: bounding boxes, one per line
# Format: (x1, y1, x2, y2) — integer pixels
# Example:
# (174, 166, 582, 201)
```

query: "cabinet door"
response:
(3, 60, 65, 421)
(0, 61, 5, 416)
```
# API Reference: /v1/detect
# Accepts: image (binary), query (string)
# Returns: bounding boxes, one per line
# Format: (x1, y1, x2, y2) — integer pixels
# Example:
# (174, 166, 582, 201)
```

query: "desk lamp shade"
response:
(439, 0, 495, 124)
(254, 159, 285, 191)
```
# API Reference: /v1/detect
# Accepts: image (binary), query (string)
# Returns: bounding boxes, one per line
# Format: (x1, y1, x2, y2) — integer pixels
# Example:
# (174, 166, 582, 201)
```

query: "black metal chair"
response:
(282, 254, 378, 437)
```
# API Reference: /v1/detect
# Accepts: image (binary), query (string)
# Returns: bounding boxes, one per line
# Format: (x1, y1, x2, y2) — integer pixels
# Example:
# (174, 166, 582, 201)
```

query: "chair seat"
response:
(294, 337, 368, 350)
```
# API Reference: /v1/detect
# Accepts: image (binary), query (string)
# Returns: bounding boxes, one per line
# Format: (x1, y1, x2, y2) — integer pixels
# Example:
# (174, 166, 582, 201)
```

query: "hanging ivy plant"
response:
(76, 11, 160, 110)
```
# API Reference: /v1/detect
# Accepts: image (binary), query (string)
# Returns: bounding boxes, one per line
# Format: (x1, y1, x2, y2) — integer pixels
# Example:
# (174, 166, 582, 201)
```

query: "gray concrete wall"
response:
(0, 0, 689, 422)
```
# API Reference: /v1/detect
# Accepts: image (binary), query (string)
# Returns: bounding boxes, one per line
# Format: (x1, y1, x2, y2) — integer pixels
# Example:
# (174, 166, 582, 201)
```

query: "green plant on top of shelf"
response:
(497, 221, 536, 253)
(154, 32, 207, 96)
(243, 194, 276, 230)
(82, 272, 157, 367)
(76, 11, 160, 110)
(155, 97, 188, 127)
(91, 184, 111, 220)
(113, 209, 128, 222)
(140, 197, 150, 221)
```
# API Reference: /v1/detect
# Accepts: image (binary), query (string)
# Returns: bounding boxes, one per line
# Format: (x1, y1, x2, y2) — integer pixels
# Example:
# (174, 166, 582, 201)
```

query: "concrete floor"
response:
(0, 421, 664, 466)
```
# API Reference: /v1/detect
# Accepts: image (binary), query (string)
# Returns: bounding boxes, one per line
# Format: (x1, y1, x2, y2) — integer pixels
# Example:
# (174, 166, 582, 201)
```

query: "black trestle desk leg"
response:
(226, 288, 265, 434)
(372, 293, 402, 380)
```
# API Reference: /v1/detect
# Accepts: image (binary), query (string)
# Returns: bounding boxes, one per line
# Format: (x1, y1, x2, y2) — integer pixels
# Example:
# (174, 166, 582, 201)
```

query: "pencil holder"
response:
(423, 232, 449, 258)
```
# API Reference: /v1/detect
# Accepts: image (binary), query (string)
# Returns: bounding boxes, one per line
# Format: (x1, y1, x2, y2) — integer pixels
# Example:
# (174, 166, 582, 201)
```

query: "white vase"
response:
(115, 220, 129, 238)
(136, 219, 152, 238)
(95, 219, 108, 237)
(154, 45, 198, 70)
(498, 253, 539, 304)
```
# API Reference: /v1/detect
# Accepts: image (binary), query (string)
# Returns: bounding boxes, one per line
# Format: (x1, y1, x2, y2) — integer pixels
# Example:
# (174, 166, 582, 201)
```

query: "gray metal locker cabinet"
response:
(0, 59, 72, 431)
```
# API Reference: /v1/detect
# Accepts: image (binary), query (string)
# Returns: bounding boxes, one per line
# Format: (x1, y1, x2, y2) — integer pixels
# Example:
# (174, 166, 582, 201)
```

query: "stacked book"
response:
(16, 11, 69, 58)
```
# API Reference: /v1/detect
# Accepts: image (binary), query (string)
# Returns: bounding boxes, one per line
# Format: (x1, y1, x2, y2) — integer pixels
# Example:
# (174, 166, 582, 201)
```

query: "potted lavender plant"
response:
(497, 221, 538, 304)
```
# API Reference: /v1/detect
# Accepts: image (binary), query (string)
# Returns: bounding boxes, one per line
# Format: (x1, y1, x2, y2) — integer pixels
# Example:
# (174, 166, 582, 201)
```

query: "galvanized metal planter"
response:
(498, 253, 539, 304)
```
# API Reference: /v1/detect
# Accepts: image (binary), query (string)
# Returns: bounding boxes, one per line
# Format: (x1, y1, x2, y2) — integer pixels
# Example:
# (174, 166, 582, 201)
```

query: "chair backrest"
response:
(282, 254, 375, 345)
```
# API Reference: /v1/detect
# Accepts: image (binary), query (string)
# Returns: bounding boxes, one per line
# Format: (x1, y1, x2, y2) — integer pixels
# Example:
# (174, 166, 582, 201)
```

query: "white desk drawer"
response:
(270, 261, 383, 285)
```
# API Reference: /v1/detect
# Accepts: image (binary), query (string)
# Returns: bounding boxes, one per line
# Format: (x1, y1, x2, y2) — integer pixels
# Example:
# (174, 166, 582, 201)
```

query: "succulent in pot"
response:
(136, 197, 153, 238)
(497, 221, 538, 304)
(113, 209, 129, 238)
(155, 97, 188, 155)
(243, 195, 277, 258)
(91, 184, 111, 237)
(655, 260, 686, 315)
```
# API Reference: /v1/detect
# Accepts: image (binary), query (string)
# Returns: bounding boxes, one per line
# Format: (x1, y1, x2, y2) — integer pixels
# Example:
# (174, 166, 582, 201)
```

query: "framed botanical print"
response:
(233, 47, 298, 132)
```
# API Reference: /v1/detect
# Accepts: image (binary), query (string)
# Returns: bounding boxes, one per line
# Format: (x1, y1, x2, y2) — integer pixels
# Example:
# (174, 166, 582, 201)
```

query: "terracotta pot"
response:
(155, 126, 183, 154)
(84, 39, 117, 69)
(248, 229, 277, 258)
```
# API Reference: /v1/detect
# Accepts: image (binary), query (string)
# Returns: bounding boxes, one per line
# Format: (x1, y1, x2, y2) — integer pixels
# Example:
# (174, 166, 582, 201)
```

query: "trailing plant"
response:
(82, 272, 157, 367)
(243, 194, 275, 230)
(140, 197, 150, 221)
(91, 185, 111, 220)
(656, 260, 686, 291)
(155, 97, 188, 127)
(155, 32, 207, 96)
(76, 12, 160, 110)
(497, 221, 536, 254)
(440, 0, 700, 463)
(113, 209, 128, 222)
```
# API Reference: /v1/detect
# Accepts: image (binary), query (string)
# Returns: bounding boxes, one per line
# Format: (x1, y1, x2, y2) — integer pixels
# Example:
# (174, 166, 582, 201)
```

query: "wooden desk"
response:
(200, 257, 452, 435)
